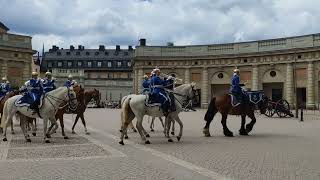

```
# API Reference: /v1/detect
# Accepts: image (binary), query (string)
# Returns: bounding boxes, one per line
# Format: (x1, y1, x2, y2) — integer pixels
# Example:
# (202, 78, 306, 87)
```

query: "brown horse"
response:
(0, 90, 20, 134)
(203, 92, 267, 137)
(49, 86, 100, 139)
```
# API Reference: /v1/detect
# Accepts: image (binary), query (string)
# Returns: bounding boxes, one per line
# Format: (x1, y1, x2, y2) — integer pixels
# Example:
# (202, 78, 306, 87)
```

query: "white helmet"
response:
(68, 74, 73, 79)
(32, 71, 38, 76)
(45, 71, 52, 76)
(2, 77, 7, 81)
(143, 75, 148, 79)
(233, 68, 240, 73)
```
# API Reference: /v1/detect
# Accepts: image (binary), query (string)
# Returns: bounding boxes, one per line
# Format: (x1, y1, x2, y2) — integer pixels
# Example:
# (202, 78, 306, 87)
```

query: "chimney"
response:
(70, 45, 75, 51)
(99, 45, 105, 51)
(116, 45, 120, 51)
(167, 42, 174, 46)
(78, 45, 82, 50)
(139, 39, 146, 46)
(128, 46, 133, 51)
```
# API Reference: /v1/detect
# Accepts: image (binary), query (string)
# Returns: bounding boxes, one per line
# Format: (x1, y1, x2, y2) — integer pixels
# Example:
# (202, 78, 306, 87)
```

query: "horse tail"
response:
(204, 97, 217, 122)
(0, 99, 10, 128)
(121, 97, 132, 129)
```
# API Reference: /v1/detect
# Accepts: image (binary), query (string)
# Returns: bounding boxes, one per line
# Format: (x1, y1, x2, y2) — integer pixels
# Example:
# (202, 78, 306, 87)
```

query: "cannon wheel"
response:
(265, 100, 275, 117)
(275, 99, 290, 118)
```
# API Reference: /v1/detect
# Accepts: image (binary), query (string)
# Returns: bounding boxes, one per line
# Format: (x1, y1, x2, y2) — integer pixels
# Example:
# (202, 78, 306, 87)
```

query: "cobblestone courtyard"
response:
(0, 109, 319, 180)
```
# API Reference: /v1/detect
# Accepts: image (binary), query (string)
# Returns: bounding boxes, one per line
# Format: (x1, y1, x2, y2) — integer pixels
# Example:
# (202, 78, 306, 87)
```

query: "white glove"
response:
(167, 76, 173, 80)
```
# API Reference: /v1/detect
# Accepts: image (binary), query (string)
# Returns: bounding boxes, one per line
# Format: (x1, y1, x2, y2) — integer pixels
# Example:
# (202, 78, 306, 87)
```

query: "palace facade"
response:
(41, 45, 134, 102)
(0, 21, 35, 88)
(133, 35, 320, 109)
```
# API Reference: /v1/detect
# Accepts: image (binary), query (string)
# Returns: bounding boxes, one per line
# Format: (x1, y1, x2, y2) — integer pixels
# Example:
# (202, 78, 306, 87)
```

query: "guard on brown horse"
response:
(203, 69, 268, 137)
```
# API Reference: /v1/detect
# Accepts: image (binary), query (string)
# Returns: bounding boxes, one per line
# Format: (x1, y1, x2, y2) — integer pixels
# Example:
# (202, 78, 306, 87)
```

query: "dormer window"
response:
(114, 51, 119, 56)
(86, 52, 90, 56)
(124, 52, 128, 56)
(76, 51, 80, 56)
(57, 52, 61, 56)
(66, 52, 71, 55)
(95, 52, 99, 55)
(105, 52, 109, 55)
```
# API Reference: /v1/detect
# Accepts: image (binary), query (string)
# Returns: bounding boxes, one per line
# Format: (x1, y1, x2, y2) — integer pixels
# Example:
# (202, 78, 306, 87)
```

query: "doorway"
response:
(297, 88, 306, 109)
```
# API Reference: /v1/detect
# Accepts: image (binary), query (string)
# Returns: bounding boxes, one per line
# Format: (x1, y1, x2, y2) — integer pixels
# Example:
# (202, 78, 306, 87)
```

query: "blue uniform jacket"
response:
(43, 79, 56, 93)
(142, 79, 150, 93)
(24, 79, 43, 103)
(150, 76, 166, 94)
(64, 80, 75, 87)
(230, 74, 242, 93)
(0, 83, 11, 97)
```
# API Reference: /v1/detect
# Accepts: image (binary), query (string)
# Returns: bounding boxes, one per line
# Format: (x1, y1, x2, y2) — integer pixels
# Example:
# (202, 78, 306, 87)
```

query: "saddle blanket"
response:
(15, 95, 44, 108)
(229, 94, 241, 107)
(145, 94, 161, 107)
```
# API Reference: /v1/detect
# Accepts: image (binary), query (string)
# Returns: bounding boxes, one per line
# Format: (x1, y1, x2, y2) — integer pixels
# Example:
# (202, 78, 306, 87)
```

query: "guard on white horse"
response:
(0, 77, 11, 99)
(119, 82, 197, 145)
(0, 86, 77, 143)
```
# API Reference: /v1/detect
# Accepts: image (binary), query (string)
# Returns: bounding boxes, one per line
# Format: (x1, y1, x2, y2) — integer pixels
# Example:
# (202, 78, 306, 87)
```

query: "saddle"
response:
(144, 94, 161, 107)
(15, 94, 44, 109)
(229, 94, 241, 107)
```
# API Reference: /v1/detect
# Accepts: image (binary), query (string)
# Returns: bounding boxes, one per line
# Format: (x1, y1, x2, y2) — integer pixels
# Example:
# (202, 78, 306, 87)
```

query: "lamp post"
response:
(293, 52, 299, 118)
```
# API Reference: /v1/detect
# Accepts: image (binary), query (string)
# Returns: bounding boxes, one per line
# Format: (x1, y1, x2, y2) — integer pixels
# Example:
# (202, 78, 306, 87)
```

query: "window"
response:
(298, 55, 302, 59)
(77, 61, 82, 67)
(117, 61, 122, 67)
(194, 61, 198, 65)
(95, 52, 99, 55)
(270, 71, 276, 77)
(57, 61, 63, 67)
(107, 73, 113, 78)
(87, 61, 92, 67)
(86, 52, 90, 56)
(217, 73, 224, 79)
(114, 51, 119, 56)
(66, 52, 71, 55)
(105, 52, 109, 55)
(124, 52, 128, 56)
(67, 61, 72, 67)
(243, 59, 248, 63)
(127, 61, 131, 67)
(148, 62, 151, 65)
(107, 61, 112, 67)
(191, 73, 201, 82)
(57, 52, 61, 56)
(97, 61, 102, 67)
(76, 51, 80, 55)
(14, 53, 19, 57)
(48, 62, 53, 68)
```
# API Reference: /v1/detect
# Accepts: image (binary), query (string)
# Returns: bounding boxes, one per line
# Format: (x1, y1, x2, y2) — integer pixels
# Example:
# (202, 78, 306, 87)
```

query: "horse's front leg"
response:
(150, 117, 155, 132)
(43, 118, 50, 143)
(48, 118, 59, 136)
(20, 117, 31, 142)
(136, 116, 149, 144)
(172, 113, 183, 142)
(164, 115, 173, 142)
(239, 115, 248, 135)
(80, 114, 89, 135)
(221, 114, 233, 137)
(10, 116, 14, 134)
(170, 118, 175, 136)
(246, 112, 257, 134)
(29, 119, 37, 136)
(59, 118, 68, 139)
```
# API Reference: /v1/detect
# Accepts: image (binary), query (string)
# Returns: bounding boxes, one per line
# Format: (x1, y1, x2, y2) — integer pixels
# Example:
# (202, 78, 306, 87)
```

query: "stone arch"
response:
(210, 71, 230, 84)
(262, 68, 285, 83)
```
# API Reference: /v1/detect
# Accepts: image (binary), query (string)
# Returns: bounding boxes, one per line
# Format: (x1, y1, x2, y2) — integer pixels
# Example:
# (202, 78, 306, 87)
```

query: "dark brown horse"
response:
(203, 92, 267, 137)
(0, 90, 20, 134)
(49, 86, 100, 138)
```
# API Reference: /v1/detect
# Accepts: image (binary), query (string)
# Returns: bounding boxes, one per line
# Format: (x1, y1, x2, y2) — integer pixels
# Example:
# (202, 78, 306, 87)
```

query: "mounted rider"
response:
(64, 74, 76, 87)
(0, 77, 11, 99)
(150, 68, 171, 115)
(164, 74, 176, 112)
(230, 68, 247, 104)
(19, 72, 44, 115)
(42, 71, 56, 94)
(142, 75, 150, 94)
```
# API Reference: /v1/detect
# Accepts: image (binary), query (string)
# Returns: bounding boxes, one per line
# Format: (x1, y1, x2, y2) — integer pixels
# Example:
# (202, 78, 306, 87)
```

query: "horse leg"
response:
(30, 119, 37, 136)
(59, 118, 68, 139)
(170, 118, 175, 136)
(136, 116, 149, 144)
(10, 116, 14, 134)
(141, 124, 150, 138)
(48, 118, 59, 136)
(129, 121, 137, 132)
(71, 114, 80, 134)
(34, 118, 37, 131)
(246, 112, 257, 134)
(20, 117, 31, 142)
(46, 121, 55, 138)
(79, 114, 89, 135)
(150, 117, 155, 132)
(173, 113, 183, 141)
(221, 113, 233, 137)
(43, 119, 50, 143)
(239, 115, 248, 135)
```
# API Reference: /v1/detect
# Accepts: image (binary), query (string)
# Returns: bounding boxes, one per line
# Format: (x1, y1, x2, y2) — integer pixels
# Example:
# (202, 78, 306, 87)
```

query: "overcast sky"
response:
(1, 0, 320, 52)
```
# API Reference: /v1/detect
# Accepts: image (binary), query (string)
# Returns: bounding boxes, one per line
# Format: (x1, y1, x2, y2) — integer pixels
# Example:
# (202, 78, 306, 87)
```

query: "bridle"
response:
(166, 85, 197, 109)
(46, 88, 77, 112)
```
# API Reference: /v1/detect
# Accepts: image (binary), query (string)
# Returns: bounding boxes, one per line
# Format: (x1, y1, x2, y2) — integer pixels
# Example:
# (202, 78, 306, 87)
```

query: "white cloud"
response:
(1, 0, 320, 52)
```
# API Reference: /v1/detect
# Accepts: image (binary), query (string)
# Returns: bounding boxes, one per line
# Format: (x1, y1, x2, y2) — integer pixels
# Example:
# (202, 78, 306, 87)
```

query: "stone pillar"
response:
(285, 63, 294, 107)
(0, 60, 7, 79)
(251, 65, 259, 91)
(133, 69, 137, 94)
(201, 67, 208, 108)
(184, 67, 190, 84)
(22, 62, 30, 84)
(307, 61, 315, 109)
(137, 68, 143, 94)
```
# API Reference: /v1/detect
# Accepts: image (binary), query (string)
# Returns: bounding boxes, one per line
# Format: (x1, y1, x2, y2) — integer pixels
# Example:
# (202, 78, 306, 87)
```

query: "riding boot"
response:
(169, 93, 176, 112)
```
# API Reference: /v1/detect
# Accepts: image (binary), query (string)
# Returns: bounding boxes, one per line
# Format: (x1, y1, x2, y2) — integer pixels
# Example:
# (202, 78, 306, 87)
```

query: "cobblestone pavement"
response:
(0, 108, 319, 180)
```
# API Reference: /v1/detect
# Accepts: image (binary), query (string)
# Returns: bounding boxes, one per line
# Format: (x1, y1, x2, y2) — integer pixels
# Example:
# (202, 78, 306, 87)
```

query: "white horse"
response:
(0, 87, 77, 143)
(120, 83, 196, 145)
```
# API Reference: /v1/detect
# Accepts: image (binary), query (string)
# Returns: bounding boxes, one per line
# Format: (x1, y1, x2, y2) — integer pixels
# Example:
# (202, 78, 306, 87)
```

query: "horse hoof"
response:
(177, 136, 181, 141)
(64, 136, 69, 139)
(32, 133, 36, 136)
(124, 136, 129, 139)
(150, 129, 154, 132)
(145, 140, 151, 144)
(119, 129, 123, 133)
(246, 125, 253, 133)
(11, 131, 15, 135)
(46, 134, 51, 138)
(204, 133, 211, 137)
(171, 132, 175, 136)
(224, 132, 234, 137)
(26, 139, 31, 142)
(85, 132, 90, 135)
(119, 141, 124, 145)
(45, 140, 50, 143)
(71, 131, 76, 134)
(146, 134, 150, 138)
(3, 138, 7, 141)
(168, 139, 173, 142)
(239, 130, 248, 136)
